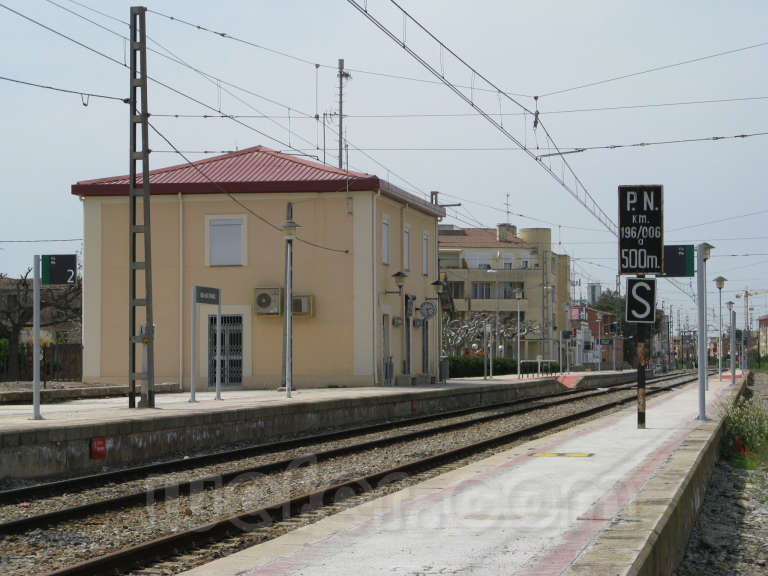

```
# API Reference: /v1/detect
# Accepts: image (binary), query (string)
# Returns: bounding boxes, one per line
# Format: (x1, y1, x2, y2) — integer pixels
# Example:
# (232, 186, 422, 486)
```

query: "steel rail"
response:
(35, 372, 704, 576)
(0, 372, 688, 535)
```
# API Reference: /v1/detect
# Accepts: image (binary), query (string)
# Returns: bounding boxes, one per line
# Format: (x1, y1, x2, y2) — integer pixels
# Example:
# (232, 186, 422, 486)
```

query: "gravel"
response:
(0, 374, 691, 575)
(0, 380, 656, 575)
(674, 373, 768, 576)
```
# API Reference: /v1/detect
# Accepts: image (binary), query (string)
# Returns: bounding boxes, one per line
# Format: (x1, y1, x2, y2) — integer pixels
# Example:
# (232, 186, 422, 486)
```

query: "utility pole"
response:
(129, 6, 155, 408)
(337, 59, 351, 169)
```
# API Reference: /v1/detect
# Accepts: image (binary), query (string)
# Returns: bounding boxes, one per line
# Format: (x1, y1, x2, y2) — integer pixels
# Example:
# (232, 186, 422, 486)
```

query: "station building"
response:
(438, 224, 570, 362)
(72, 146, 444, 390)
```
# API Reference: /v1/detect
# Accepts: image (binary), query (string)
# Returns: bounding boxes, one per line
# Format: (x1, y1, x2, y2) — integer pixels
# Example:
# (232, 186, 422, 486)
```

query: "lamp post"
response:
(386, 271, 408, 380)
(696, 243, 713, 420)
(282, 203, 299, 399)
(516, 288, 523, 379)
(597, 312, 603, 372)
(486, 268, 501, 377)
(430, 279, 444, 380)
(714, 276, 727, 381)
(727, 300, 735, 383)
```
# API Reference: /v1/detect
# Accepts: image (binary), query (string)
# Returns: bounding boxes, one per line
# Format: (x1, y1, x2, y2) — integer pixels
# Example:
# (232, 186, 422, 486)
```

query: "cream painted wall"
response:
(82, 198, 101, 380)
(375, 195, 440, 382)
(87, 192, 361, 388)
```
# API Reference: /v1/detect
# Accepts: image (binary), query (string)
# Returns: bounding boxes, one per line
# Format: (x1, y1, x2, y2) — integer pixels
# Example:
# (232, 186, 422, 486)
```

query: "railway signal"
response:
(619, 184, 663, 429)
(618, 185, 663, 275)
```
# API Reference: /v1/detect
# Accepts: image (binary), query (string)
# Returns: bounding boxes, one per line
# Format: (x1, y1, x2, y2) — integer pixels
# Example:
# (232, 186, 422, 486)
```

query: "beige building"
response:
(438, 224, 570, 362)
(72, 146, 444, 389)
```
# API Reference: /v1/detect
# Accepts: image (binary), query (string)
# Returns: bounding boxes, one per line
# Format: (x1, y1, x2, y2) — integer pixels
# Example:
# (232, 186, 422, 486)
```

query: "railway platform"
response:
(0, 370, 635, 481)
(180, 374, 739, 576)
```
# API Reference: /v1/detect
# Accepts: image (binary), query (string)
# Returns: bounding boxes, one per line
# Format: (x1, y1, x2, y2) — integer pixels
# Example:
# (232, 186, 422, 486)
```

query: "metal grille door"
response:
(208, 315, 243, 387)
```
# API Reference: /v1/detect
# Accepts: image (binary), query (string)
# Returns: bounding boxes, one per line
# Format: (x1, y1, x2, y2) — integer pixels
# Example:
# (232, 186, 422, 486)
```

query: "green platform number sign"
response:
(41, 255, 77, 286)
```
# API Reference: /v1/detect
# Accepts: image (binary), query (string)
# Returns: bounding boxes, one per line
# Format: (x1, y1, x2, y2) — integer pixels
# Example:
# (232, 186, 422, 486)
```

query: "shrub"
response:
(721, 395, 768, 455)
(447, 356, 559, 378)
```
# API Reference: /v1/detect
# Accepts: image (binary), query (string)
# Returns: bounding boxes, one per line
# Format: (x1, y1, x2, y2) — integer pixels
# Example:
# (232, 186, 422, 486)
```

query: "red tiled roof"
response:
(71, 145, 443, 217)
(438, 228, 530, 249)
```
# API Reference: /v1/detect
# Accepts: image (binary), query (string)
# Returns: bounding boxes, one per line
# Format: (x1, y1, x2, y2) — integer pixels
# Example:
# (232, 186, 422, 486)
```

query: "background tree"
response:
(0, 269, 81, 380)
(591, 289, 640, 366)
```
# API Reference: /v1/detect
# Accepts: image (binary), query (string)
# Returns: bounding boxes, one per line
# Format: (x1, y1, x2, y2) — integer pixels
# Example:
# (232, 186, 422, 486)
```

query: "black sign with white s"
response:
(626, 278, 656, 324)
(618, 185, 663, 275)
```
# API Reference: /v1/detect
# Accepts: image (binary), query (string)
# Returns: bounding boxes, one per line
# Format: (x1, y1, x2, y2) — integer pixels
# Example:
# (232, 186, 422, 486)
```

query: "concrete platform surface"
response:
(0, 370, 632, 432)
(180, 375, 736, 576)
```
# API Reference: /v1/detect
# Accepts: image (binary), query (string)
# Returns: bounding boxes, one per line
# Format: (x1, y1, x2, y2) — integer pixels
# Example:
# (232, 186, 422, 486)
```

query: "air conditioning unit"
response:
(254, 288, 282, 315)
(292, 295, 314, 317)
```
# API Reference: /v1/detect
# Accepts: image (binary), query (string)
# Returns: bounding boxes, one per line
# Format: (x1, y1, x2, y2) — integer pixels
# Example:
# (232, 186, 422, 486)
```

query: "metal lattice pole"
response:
(128, 6, 154, 408)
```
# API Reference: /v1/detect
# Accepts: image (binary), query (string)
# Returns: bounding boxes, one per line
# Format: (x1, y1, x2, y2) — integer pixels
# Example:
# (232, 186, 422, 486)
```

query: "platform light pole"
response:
(697, 243, 713, 420)
(714, 276, 726, 381)
(282, 203, 299, 399)
(516, 288, 523, 379)
(728, 300, 736, 384)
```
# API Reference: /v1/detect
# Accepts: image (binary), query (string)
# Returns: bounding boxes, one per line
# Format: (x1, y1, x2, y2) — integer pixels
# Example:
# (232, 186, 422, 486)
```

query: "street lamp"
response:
(515, 288, 523, 379)
(386, 271, 407, 295)
(430, 280, 444, 380)
(727, 300, 735, 383)
(714, 276, 727, 381)
(282, 203, 300, 399)
(696, 242, 713, 420)
(486, 268, 499, 377)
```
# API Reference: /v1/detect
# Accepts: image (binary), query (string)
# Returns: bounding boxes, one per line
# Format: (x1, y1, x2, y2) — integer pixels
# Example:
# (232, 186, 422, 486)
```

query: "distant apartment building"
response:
(759, 314, 768, 357)
(568, 304, 624, 369)
(438, 224, 570, 362)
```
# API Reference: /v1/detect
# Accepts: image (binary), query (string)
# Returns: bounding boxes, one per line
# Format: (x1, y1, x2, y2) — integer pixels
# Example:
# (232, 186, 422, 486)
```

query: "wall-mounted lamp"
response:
(385, 271, 407, 295)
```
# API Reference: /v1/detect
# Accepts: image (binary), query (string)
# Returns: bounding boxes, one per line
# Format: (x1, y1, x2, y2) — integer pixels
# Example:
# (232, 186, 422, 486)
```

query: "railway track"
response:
(0, 371, 699, 576)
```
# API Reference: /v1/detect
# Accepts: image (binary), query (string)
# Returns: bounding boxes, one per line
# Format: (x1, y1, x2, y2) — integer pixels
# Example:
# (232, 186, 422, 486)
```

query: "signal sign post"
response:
(190, 286, 222, 403)
(32, 254, 77, 420)
(619, 185, 663, 430)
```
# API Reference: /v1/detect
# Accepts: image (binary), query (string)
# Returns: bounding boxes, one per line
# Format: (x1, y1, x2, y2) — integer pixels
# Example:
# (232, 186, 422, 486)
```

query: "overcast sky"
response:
(1, 0, 766, 335)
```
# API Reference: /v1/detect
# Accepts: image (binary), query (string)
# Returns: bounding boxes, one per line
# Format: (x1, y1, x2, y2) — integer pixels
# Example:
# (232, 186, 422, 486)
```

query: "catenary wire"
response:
(48, 0, 430, 199)
(0, 75, 126, 102)
(539, 40, 768, 98)
(143, 6, 534, 98)
(153, 94, 768, 120)
(668, 208, 768, 231)
(0, 238, 83, 243)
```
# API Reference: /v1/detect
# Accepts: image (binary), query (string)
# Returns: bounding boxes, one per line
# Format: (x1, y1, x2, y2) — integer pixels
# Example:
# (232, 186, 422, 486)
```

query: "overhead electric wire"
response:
(540, 39, 768, 98)
(0, 2, 303, 154)
(143, 6, 534, 98)
(158, 130, 767, 155)
(153, 94, 768, 120)
(668, 208, 768, 231)
(49, 0, 430, 199)
(147, 121, 349, 255)
(436, 190, 608, 232)
(0, 74, 126, 102)
(0, 238, 83, 243)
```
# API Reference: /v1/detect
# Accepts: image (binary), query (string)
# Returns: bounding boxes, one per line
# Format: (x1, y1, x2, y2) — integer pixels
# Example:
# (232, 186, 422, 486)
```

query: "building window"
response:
(501, 282, 524, 299)
(422, 232, 429, 275)
(521, 254, 529, 269)
(466, 252, 491, 269)
(209, 217, 244, 266)
(471, 281, 492, 299)
(403, 226, 410, 270)
(382, 216, 390, 265)
(551, 256, 556, 274)
(447, 281, 464, 299)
